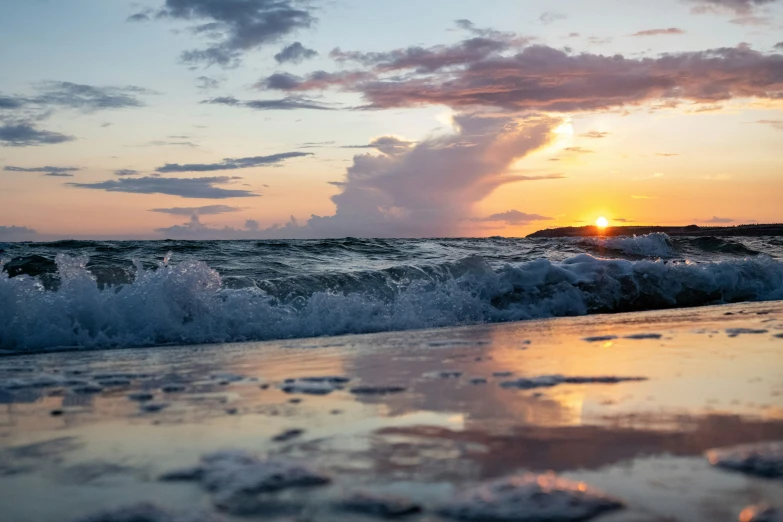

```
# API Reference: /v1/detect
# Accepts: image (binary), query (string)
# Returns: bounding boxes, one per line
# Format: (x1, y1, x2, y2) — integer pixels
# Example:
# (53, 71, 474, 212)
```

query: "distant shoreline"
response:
(527, 223, 783, 238)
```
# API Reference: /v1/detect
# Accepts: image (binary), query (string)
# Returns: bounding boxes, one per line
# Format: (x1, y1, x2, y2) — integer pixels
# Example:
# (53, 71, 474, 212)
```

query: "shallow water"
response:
(0, 301, 782, 521)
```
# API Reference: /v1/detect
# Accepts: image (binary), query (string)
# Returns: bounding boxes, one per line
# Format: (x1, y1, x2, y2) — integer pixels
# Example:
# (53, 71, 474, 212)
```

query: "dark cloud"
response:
(278, 37, 783, 112)
(114, 169, 140, 176)
(757, 119, 783, 130)
(127, 12, 151, 22)
(539, 11, 567, 24)
(700, 216, 735, 223)
(4, 165, 80, 173)
(0, 122, 75, 147)
(274, 42, 318, 64)
(156, 151, 312, 173)
(150, 204, 241, 215)
(776, 42, 783, 50)
(154, 214, 262, 238)
(202, 95, 333, 111)
(196, 75, 222, 90)
(0, 82, 154, 119)
(686, 0, 778, 15)
(631, 28, 686, 36)
(298, 140, 336, 149)
(0, 225, 38, 241)
(341, 136, 414, 155)
(138, 0, 316, 67)
(579, 131, 609, 138)
(478, 210, 553, 225)
(67, 176, 259, 199)
(43, 172, 74, 177)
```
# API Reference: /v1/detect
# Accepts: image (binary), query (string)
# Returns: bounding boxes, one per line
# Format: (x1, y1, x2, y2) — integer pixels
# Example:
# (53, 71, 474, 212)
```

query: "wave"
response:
(578, 233, 677, 258)
(2, 252, 782, 353)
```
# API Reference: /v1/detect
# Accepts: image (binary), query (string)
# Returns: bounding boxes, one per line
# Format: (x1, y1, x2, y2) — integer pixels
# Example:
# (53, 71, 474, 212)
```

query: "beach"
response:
(1, 300, 782, 521)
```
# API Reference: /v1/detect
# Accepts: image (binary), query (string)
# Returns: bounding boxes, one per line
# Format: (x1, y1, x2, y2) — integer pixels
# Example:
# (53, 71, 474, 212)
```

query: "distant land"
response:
(528, 223, 783, 238)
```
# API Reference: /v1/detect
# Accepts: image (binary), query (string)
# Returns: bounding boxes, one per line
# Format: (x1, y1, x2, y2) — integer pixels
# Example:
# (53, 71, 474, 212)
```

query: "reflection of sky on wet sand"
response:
(0, 301, 782, 521)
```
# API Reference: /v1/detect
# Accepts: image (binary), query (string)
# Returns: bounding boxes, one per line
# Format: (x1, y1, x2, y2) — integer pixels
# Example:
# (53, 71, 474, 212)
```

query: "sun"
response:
(596, 216, 609, 228)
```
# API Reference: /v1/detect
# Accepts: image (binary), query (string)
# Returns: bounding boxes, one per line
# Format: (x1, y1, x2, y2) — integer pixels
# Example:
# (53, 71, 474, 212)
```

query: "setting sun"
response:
(596, 217, 609, 228)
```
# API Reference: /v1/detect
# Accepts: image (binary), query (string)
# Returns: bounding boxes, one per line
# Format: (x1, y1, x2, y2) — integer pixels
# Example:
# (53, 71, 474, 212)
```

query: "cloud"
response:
(0, 225, 38, 241)
(274, 42, 318, 64)
(202, 95, 333, 111)
(635, 172, 665, 180)
(196, 76, 222, 90)
(341, 136, 414, 155)
(67, 176, 259, 199)
(150, 204, 241, 215)
(564, 146, 594, 153)
(757, 119, 783, 130)
(4, 165, 80, 173)
(478, 210, 553, 225)
(579, 131, 609, 138)
(0, 122, 75, 147)
(145, 140, 199, 147)
(655, 153, 679, 156)
(613, 218, 633, 222)
(631, 28, 686, 36)
(155, 214, 264, 238)
(114, 169, 140, 176)
(272, 35, 783, 112)
(156, 151, 312, 173)
(298, 140, 336, 149)
(686, 0, 778, 15)
(232, 113, 561, 238)
(539, 11, 567, 24)
(136, 0, 316, 67)
(776, 41, 783, 50)
(43, 172, 74, 177)
(700, 216, 735, 223)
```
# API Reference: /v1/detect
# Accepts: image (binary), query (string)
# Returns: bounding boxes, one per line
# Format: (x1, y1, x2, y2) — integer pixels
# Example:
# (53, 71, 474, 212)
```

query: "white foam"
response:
(706, 441, 783, 478)
(3, 252, 782, 352)
(438, 473, 623, 521)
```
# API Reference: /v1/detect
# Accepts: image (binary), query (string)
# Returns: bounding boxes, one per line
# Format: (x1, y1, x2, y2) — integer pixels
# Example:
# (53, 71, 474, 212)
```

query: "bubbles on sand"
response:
(706, 441, 783, 478)
(438, 473, 623, 521)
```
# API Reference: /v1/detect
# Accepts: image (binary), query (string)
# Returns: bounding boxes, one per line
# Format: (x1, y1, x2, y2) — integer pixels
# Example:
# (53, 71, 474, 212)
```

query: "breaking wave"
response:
(2, 250, 782, 353)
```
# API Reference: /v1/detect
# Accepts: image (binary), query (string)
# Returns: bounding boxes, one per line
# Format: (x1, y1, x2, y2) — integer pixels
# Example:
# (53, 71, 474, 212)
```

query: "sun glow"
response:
(596, 216, 609, 228)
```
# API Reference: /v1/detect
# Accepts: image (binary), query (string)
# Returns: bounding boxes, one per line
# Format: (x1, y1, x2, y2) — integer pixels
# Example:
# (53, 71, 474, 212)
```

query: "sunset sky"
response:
(1, 0, 782, 240)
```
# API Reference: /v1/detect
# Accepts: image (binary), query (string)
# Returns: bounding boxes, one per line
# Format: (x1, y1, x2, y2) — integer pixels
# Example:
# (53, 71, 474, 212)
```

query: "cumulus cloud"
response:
(0, 122, 75, 147)
(477, 210, 553, 225)
(4, 165, 80, 173)
(700, 215, 735, 223)
(114, 169, 140, 176)
(150, 204, 241, 215)
(631, 28, 686, 36)
(242, 113, 559, 238)
(133, 0, 316, 67)
(274, 42, 318, 64)
(155, 214, 264, 239)
(67, 176, 259, 199)
(156, 151, 312, 173)
(265, 34, 783, 112)
(202, 95, 333, 111)
(0, 225, 38, 241)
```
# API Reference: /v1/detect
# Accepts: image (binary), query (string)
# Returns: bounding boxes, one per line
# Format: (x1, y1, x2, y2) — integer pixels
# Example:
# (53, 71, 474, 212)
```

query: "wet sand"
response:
(1, 301, 782, 521)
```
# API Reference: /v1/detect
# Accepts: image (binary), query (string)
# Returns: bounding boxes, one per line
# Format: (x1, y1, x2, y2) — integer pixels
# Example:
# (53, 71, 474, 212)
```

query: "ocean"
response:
(2, 233, 782, 353)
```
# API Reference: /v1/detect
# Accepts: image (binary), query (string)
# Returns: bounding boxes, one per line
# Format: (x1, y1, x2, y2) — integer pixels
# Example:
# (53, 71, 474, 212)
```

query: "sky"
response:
(0, 0, 782, 240)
